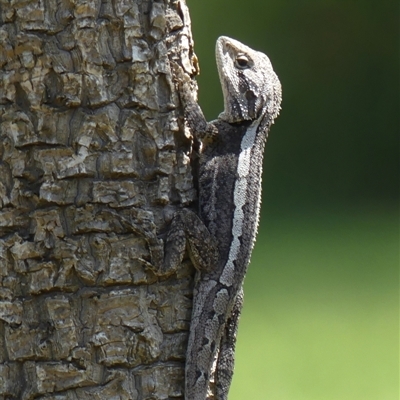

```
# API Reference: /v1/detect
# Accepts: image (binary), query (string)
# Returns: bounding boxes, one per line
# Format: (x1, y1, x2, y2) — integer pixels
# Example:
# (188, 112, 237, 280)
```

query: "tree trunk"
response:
(0, 0, 199, 398)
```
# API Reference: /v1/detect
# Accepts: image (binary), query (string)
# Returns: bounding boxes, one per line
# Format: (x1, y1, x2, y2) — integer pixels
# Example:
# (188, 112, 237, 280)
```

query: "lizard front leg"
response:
(173, 63, 218, 144)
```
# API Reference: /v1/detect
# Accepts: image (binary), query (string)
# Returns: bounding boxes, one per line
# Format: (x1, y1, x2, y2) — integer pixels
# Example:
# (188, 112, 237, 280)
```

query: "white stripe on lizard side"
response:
(219, 118, 261, 286)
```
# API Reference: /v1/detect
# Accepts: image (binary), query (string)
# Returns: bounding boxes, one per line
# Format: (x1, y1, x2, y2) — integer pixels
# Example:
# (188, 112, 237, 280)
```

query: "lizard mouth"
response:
(215, 37, 244, 123)
(215, 37, 255, 123)
(215, 36, 227, 78)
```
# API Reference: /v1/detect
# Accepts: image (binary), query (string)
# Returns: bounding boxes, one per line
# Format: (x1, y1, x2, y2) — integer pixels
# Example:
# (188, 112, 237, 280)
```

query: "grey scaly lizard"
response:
(164, 36, 282, 400)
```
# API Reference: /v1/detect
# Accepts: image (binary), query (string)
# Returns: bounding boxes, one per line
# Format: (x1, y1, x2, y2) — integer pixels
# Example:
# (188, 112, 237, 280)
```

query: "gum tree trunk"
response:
(0, 0, 199, 398)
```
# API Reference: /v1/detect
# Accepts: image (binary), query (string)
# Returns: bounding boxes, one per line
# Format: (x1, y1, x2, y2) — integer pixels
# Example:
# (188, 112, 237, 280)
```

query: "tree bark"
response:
(0, 0, 199, 398)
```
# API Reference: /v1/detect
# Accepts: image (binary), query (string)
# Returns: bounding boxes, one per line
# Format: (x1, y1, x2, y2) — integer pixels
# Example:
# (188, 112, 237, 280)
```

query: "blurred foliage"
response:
(234, 208, 398, 400)
(187, 1, 398, 399)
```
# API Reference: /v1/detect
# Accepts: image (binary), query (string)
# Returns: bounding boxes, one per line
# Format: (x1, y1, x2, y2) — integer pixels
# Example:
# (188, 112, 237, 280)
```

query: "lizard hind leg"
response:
(177, 208, 219, 273)
(162, 208, 219, 276)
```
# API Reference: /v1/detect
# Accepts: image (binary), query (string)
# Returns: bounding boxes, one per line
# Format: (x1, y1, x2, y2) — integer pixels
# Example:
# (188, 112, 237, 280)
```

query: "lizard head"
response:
(216, 36, 282, 125)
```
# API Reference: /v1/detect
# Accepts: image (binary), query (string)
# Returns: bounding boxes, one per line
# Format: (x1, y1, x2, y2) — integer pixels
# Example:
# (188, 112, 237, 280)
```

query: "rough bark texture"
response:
(0, 0, 199, 398)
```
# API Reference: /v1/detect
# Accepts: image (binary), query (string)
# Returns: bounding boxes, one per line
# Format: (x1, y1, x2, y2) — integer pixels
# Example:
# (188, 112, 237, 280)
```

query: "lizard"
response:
(164, 36, 282, 400)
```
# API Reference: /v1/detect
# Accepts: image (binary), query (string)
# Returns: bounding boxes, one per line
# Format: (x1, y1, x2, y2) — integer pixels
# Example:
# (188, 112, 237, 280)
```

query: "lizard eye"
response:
(235, 54, 251, 69)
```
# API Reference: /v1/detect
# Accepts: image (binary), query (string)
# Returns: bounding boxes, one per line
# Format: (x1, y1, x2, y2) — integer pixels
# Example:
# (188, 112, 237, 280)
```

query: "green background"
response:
(188, 1, 398, 399)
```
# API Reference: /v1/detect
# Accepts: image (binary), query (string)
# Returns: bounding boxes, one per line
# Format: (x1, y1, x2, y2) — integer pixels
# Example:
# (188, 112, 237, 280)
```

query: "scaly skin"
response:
(167, 36, 281, 400)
